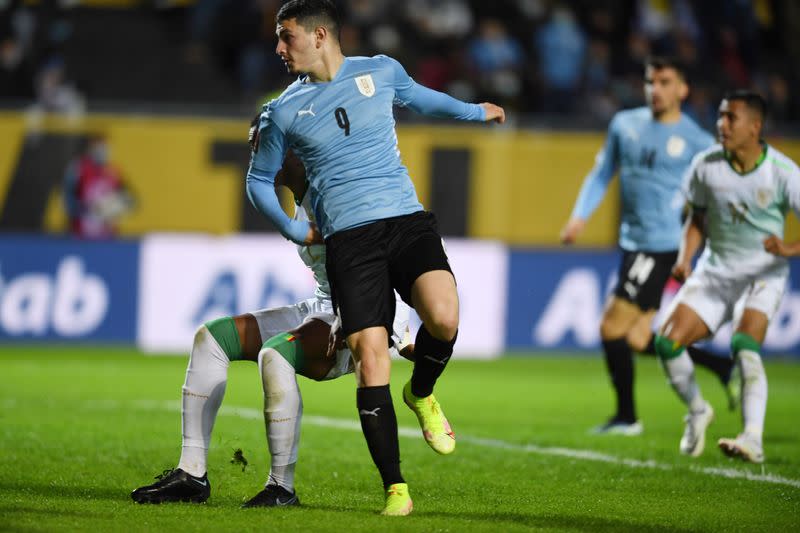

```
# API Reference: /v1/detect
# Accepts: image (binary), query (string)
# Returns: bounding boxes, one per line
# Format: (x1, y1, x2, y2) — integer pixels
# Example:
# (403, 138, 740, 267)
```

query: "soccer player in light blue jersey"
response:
(656, 91, 800, 463)
(131, 140, 416, 507)
(560, 57, 737, 436)
(246, 0, 504, 516)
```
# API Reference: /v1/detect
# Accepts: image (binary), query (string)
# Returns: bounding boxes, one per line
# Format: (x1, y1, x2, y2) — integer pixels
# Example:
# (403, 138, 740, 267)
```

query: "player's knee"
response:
(654, 334, 684, 360)
(202, 316, 243, 362)
(424, 306, 459, 341)
(730, 332, 761, 356)
(599, 316, 623, 341)
(191, 324, 231, 368)
(259, 332, 304, 371)
(626, 330, 649, 353)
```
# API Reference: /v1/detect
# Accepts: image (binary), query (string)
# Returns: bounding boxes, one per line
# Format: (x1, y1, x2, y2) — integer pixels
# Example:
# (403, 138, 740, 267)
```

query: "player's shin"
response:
(731, 333, 767, 439)
(410, 326, 456, 398)
(259, 333, 304, 491)
(601, 337, 635, 421)
(178, 319, 237, 477)
(357, 385, 404, 488)
(655, 335, 706, 413)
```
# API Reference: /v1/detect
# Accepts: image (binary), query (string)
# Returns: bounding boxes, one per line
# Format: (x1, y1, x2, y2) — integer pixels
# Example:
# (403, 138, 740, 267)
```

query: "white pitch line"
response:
(129, 400, 800, 490)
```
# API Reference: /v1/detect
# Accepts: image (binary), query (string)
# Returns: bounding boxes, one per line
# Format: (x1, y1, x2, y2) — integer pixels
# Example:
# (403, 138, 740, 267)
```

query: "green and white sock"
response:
(732, 333, 767, 440)
(259, 332, 304, 491)
(177, 318, 240, 477)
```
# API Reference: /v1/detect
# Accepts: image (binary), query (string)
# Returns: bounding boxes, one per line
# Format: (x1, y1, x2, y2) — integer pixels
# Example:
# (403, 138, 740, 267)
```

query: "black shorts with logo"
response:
(613, 249, 678, 311)
(325, 211, 453, 337)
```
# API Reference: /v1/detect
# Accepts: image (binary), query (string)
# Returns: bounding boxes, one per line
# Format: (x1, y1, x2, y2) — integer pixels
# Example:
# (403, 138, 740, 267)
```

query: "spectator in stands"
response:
(0, 32, 35, 101)
(534, 5, 586, 113)
(63, 134, 133, 239)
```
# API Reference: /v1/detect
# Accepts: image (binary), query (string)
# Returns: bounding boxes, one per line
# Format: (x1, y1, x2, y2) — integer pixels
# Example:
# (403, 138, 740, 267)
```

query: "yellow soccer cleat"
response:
(403, 381, 456, 455)
(381, 483, 413, 516)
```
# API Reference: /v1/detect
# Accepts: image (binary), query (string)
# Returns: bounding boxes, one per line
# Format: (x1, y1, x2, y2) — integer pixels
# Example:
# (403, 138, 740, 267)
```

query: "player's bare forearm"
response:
(674, 211, 705, 281)
(764, 235, 800, 257)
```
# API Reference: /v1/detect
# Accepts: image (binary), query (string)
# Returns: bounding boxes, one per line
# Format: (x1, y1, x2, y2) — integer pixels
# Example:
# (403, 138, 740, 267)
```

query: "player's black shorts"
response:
(613, 249, 678, 311)
(325, 211, 453, 337)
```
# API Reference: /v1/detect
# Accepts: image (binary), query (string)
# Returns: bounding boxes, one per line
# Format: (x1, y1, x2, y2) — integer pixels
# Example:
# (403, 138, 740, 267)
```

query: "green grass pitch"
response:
(1, 347, 798, 532)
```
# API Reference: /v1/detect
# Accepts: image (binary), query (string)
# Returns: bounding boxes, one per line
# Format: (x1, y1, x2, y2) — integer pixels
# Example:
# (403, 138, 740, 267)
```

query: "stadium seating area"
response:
(1, 0, 799, 130)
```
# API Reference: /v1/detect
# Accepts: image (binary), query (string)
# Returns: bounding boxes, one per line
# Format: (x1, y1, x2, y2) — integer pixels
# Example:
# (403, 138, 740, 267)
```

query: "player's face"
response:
(717, 99, 760, 151)
(644, 66, 687, 116)
(275, 18, 319, 74)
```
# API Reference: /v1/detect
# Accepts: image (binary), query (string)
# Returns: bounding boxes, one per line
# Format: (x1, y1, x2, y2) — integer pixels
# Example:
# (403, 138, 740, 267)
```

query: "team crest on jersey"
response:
(756, 188, 773, 208)
(666, 135, 686, 158)
(354, 74, 376, 97)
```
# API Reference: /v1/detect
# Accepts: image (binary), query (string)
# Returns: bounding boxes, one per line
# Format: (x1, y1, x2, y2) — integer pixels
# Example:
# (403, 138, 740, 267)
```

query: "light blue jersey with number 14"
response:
(247, 54, 486, 242)
(570, 107, 715, 252)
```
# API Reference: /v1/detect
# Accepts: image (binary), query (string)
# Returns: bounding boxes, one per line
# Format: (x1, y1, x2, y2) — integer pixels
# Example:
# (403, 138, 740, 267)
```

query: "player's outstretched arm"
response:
(388, 55, 500, 123)
(561, 117, 620, 242)
(673, 209, 705, 281)
(560, 217, 586, 245)
(763, 235, 800, 257)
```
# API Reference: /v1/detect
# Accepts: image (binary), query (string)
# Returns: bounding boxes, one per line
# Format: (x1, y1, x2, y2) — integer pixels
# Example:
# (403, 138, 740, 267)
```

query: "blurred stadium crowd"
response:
(1, 0, 799, 130)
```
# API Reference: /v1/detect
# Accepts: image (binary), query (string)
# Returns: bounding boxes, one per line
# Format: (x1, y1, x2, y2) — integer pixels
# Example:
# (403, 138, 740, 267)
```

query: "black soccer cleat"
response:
(241, 484, 300, 508)
(131, 468, 210, 504)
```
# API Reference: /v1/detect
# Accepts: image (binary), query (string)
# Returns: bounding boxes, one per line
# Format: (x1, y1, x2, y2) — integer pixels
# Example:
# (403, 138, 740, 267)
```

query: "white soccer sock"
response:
(177, 326, 229, 477)
(663, 350, 706, 413)
(259, 347, 302, 491)
(737, 349, 767, 440)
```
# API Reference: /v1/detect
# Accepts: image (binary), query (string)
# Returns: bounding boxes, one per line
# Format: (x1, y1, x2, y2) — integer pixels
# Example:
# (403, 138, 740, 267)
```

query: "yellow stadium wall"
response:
(1, 111, 798, 246)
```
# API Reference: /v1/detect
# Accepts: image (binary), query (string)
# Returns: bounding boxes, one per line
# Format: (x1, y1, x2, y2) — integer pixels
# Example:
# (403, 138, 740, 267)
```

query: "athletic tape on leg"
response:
(204, 317, 242, 361)
(654, 334, 684, 360)
(262, 332, 305, 371)
(731, 332, 761, 354)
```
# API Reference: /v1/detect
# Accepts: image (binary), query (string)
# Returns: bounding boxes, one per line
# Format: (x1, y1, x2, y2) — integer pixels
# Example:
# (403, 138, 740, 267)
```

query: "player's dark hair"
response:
(722, 89, 768, 122)
(277, 0, 341, 41)
(644, 56, 686, 80)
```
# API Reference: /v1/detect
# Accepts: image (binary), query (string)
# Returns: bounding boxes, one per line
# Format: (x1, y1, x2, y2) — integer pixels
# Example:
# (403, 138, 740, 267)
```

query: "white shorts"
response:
(669, 267, 787, 334)
(251, 296, 410, 380)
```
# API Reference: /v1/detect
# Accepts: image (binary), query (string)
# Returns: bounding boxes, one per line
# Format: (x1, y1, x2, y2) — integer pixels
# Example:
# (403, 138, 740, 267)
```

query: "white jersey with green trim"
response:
(294, 194, 330, 300)
(683, 143, 800, 278)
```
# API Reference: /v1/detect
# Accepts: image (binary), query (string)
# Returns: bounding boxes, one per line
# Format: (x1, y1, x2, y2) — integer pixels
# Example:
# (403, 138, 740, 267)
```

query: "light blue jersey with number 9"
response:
(246, 54, 485, 242)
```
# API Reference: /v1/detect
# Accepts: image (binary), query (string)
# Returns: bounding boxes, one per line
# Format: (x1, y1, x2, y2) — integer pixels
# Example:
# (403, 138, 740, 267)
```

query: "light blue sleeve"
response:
(246, 105, 310, 244)
(570, 116, 619, 219)
(386, 56, 486, 121)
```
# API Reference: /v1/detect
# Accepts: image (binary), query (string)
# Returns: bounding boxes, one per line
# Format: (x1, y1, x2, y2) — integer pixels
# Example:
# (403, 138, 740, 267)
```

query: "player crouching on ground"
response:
(131, 142, 415, 506)
(655, 91, 800, 463)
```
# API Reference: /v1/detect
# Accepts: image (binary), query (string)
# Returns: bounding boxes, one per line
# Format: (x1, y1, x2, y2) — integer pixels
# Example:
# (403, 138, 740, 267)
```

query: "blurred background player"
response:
(246, 0, 504, 516)
(655, 91, 800, 463)
(131, 138, 414, 507)
(560, 56, 736, 436)
(63, 133, 134, 239)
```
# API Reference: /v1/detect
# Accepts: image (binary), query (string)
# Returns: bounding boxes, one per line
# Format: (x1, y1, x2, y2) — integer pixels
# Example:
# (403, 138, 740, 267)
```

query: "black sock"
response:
(357, 385, 403, 489)
(687, 345, 734, 382)
(410, 326, 457, 398)
(601, 337, 636, 422)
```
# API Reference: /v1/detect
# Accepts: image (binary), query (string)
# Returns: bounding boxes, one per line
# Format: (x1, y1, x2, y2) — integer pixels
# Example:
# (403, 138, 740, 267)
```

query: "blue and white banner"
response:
(2, 235, 798, 356)
(0, 236, 139, 341)
(505, 249, 800, 355)
(136, 235, 507, 358)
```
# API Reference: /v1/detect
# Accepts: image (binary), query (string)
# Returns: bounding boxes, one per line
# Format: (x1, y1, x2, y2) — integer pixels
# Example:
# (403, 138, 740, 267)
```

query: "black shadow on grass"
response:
(0, 481, 123, 502)
(300, 504, 700, 532)
(0, 504, 107, 520)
